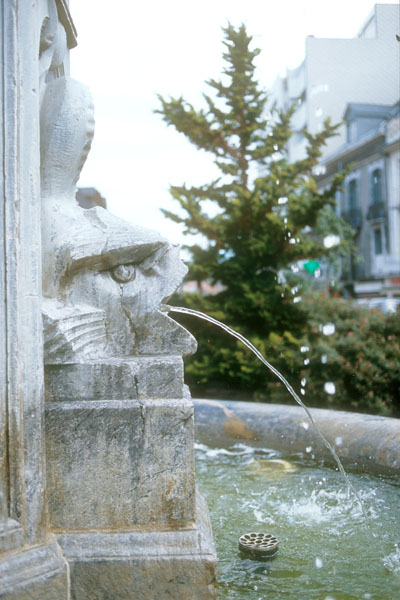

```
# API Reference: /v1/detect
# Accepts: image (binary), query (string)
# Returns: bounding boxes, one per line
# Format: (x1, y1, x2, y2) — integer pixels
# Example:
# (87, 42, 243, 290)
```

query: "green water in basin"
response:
(195, 442, 400, 600)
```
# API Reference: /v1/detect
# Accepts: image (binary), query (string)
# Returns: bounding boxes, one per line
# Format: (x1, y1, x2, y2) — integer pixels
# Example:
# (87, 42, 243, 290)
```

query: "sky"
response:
(69, 1, 393, 246)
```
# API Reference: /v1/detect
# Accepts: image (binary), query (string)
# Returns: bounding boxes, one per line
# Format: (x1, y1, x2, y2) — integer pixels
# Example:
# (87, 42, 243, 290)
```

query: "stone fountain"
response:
(2, 5, 400, 600)
(0, 1, 216, 598)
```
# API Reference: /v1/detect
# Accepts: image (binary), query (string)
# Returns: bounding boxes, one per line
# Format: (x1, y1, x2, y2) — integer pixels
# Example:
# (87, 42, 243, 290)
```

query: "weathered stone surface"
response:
(45, 356, 185, 401)
(42, 298, 107, 364)
(0, 0, 51, 550)
(0, 540, 69, 600)
(0, 520, 24, 554)
(45, 398, 195, 529)
(57, 492, 217, 600)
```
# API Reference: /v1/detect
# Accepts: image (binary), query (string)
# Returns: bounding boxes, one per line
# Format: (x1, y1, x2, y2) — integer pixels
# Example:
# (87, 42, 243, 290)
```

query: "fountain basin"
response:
(193, 399, 400, 475)
(193, 399, 400, 600)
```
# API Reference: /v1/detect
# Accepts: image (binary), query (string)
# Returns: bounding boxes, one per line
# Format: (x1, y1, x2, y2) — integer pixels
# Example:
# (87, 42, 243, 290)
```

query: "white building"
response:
(269, 3, 400, 162)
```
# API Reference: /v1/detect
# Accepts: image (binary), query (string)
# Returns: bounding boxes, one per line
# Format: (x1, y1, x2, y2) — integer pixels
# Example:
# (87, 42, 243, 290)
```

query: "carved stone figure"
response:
(41, 75, 196, 365)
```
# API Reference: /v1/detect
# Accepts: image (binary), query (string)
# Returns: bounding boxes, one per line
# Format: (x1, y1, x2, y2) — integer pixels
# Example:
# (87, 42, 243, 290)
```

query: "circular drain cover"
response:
(239, 532, 279, 560)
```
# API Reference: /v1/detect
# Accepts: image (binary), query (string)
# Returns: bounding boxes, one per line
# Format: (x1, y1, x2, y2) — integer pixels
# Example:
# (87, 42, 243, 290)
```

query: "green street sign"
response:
(304, 260, 320, 275)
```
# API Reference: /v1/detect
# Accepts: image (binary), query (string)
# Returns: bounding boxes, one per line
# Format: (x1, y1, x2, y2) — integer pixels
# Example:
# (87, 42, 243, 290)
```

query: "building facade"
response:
(269, 4, 400, 162)
(317, 101, 400, 305)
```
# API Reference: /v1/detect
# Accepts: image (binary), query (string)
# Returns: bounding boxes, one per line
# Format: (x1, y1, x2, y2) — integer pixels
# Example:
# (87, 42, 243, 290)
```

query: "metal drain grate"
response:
(238, 532, 279, 560)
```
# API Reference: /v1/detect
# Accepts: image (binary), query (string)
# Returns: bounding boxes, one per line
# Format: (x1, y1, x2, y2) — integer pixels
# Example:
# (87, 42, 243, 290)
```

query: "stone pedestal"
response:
(57, 493, 216, 600)
(45, 359, 217, 599)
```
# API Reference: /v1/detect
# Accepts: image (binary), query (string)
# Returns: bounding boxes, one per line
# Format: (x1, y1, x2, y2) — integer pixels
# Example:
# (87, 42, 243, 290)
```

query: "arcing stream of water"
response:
(169, 305, 372, 528)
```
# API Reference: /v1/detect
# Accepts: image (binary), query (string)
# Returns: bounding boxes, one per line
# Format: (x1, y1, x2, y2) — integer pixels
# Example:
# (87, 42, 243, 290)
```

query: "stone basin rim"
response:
(193, 399, 400, 476)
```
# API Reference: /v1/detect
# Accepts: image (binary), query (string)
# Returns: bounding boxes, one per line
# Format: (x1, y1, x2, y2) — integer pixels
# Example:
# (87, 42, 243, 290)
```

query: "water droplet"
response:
(301, 421, 309, 430)
(300, 388, 306, 395)
(301, 378, 307, 386)
(322, 323, 335, 336)
(315, 557, 323, 569)
(289, 239, 296, 245)
(300, 347, 309, 354)
(254, 585, 258, 591)
(306, 446, 312, 453)
(293, 296, 302, 303)
(324, 382, 336, 395)
(284, 217, 288, 224)
(323, 234, 340, 248)
(273, 144, 279, 151)
(304, 358, 310, 365)
(321, 354, 328, 364)
(335, 436, 343, 446)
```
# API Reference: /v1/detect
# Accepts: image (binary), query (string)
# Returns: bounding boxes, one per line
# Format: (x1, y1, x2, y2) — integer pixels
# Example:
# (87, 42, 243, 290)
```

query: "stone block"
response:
(0, 540, 69, 600)
(45, 398, 195, 529)
(57, 492, 217, 600)
(44, 356, 185, 401)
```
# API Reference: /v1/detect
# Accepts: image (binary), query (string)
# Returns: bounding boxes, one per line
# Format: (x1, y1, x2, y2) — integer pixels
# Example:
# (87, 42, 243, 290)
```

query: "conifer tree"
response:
(156, 24, 353, 398)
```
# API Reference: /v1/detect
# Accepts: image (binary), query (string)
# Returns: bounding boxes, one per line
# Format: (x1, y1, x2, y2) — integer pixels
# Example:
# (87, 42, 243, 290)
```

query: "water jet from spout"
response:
(169, 305, 371, 527)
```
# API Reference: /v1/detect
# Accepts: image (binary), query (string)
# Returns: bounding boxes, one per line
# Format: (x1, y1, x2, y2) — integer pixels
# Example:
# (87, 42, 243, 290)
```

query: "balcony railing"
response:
(367, 202, 385, 220)
(342, 208, 362, 228)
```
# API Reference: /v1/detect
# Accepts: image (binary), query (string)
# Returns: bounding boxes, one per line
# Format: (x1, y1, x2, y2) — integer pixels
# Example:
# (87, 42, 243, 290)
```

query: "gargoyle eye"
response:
(110, 264, 136, 284)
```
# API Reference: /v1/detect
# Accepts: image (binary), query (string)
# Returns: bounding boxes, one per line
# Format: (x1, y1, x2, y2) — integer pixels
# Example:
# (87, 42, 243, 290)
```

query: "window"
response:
(371, 169, 382, 205)
(348, 179, 358, 210)
(367, 168, 385, 220)
(374, 228, 383, 255)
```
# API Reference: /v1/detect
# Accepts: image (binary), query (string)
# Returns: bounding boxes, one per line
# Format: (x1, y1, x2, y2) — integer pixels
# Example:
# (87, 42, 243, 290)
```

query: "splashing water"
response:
(383, 544, 400, 574)
(195, 441, 400, 599)
(169, 305, 371, 527)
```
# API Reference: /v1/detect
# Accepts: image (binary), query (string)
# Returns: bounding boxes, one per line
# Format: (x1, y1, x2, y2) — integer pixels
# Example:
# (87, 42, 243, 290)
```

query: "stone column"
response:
(0, 1, 69, 598)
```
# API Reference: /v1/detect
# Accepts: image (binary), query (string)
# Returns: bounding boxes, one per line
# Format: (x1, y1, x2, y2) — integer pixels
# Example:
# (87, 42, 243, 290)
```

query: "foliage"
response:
(299, 294, 400, 416)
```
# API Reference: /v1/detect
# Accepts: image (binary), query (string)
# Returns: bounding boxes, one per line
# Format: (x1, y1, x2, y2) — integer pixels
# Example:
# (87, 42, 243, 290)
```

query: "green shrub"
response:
(298, 294, 400, 416)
